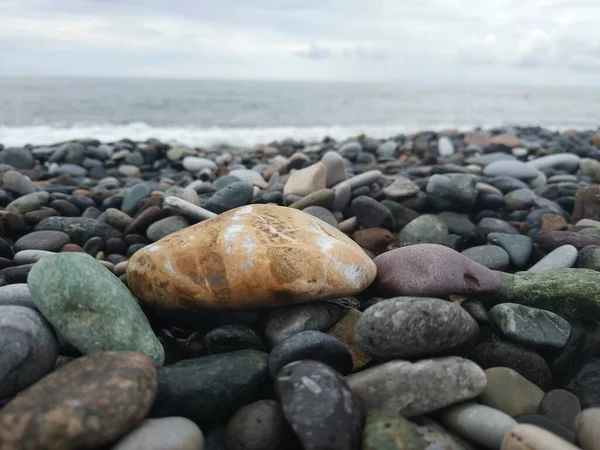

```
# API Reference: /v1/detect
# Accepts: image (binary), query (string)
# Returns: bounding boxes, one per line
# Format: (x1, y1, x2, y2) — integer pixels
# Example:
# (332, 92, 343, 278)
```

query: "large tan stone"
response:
(491, 134, 521, 148)
(127, 204, 376, 309)
(283, 163, 327, 197)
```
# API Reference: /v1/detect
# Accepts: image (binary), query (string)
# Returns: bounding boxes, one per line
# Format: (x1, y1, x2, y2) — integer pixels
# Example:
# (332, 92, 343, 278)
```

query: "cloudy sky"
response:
(1, 0, 599, 85)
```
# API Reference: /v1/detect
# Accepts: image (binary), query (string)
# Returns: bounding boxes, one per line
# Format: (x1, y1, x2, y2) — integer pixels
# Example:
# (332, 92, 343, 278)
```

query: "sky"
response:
(0, 0, 599, 85)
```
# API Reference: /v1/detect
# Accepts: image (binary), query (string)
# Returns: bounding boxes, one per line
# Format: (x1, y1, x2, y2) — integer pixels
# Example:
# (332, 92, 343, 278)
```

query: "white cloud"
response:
(457, 34, 500, 65)
(514, 29, 555, 67)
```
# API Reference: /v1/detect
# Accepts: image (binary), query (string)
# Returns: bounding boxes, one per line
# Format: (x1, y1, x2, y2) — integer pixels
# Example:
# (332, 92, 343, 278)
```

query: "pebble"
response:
(205, 182, 254, 214)
(2, 170, 36, 195)
(128, 205, 376, 309)
(527, 153, 580, 172)
(527, 245, 578, 273)
(363, 411, 424, 450)
(146, 215, 191, 241)
(501, 424, 579, 450)
(397, 214, 448, 244)
(478, 367, 545, 416)
(226, 400, 292, 450)
(283, 163, 327, 197)
(0, 283, 35, 308)
(153, 350, 269, 422)
(320, 151, 347, 187)
(276, 360, 362, 450)
(356, 296, 478, 359)
(488, 303, 571, 349)
(229, 169, 265, 185)
(538, 390, 581, 431)
(0, 305, 59, 398)
(112, 417, 205, 450)
(35, 216, 122, 245)
(351, 195, 395, 229)
(383, 176, 420, 200)
(6, 191, 50, 214)
(564, 357, 600, 409)
(440, 402, 517, 449)
(461, 245, 510, 270)
(13, 249, 56, 264)
(484, 160, 540, 180)
(576, 408, 600, 450)
(28, 252, 164, 365)
(326, 308, 371, 371)
(288, 189, 335, 210)
(268, 330, 352, 377)
(487, 232, 533, 268)
(515, 414, 576, 443)
(416, 418, 476, 450)
(182, 156, 217, 172)
(163, 196, 216, 222)
(0, 351, 157, 450)
(14, 230, 70, 252)
(426, 174, 478, 211)
(347, 357, 487, 417)
(374, 244, 501, 297)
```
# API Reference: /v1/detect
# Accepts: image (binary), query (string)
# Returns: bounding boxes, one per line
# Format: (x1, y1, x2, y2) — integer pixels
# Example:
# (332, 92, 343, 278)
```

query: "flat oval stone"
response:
(502, 424, 579, 450)
(2, 170, 36, 195)
(112, 417, 204, 450)
(515, 414, 576, 443)
(0, 351, 157, 450)
(321, 151, 346, 187)
(346, 357, 487, 417)
(183, 156, 217, 172)
(527, 245, 578, 273)
(488, 303, 571, 349)
(478, 367, 545, 416)
(374, 244, 501, 298)
(28, 253, 164, 365)
(363, 411, 423, 450)
(264, 302, 347, 346)
(383, 177, 420, 200)
(153, 350, 268, 422)
(538, 390, 580, 431)
(577, 408, 600, 450)
(461, 245, 510, 270)
(164, 197, 216, 223)
(276, 360, 362, 450)
(484, 160, 540, 180)
(104, 208, 134, 231)
(14, 230, 70, 252)
(35, 217, 122, 245)
(426, 173, 478, 211)
(356, 297, 478, 359)
(0, 284, 35, 308)
(146, 216, 191, 242)
(127, 205, 376, 309)
(203, 324, 264, 354)
(397, 215, 448, 244)
(205, 182, 254, 214)
(283, 163, 327, 197)
(351, 196, 395, 229)
(6, 191, 50, 214)
(0, 305, 59, 398)
(487, 233, 533, 268)
(226, 400, 293, 450)
(268, 330, 353, 377)
(440, 402, 517, 449)
(527, 153, 580, 172)
(288, 189, 336, 210)
(327, 308, 372, 371)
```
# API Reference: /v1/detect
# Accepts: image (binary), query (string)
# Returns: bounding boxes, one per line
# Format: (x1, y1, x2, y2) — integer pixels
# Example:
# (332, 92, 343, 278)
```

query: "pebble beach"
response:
(2, 126, 600, 449)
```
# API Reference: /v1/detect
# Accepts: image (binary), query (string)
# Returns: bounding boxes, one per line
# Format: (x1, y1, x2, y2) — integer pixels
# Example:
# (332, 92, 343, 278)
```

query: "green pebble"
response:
(363, 411, 424, 450)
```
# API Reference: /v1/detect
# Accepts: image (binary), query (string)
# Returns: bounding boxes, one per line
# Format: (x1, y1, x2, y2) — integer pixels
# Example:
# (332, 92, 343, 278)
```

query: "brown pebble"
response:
(352, 227, 397, 255)
(124, 206, 163, 235)
(24, 208, 60, 225)
(572, 186, 600, 223)
(137, 196, 163, 212)
(73, 189, 90, 196)
(0, 351, 157, 450)
(60, 243, 86, 253)
(327, 309, 371, 371)
(541, 214, 568, 231)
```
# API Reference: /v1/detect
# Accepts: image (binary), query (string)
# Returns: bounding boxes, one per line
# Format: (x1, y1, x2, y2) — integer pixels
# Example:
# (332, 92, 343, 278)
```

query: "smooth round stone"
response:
(205, 182, 254, 214)
(55, 163, 87, 177)
(438, 212, 476, 237)
(514, 415, 576, 443)
(504, 189, 537, 211)
(112, 417, 204, 450)
(146, 215, 191, 242)
(164, 186, 200, 205)
(484, 160, 540, 180)
(302, 205, 339, 228)
(347, 357, 487, 417)
(478, 367, 545, 417)
(327, 308, 372, 371)
(487, 233, 533, 268)
(536, 230, 600, 253)
(548, 174, 578, 183)
(335, 170, 382, 191)
(528, 245, 578, 273)
(438, 136, 455, 155)
(488, 303, 571, 350)
(398, 214, 448, 244)
(356, 297, 478, 360)
(352, 228, 396, 255)
(121, 183, 152, 215)
(163, 197, 216, 223)
(468, 341, 552, 389)
(332, 182, 352, 211)
(426, 173, 478, 211)
(182, 156, 217, 172)
(502, 424, 579, 450)
(14, 230, 70, 252)
(6, 191, 50, 214)
(268, 330, 352, 377)
(229, 169, 265, 185)
(466, 152, 516, 166)
(380, 200, 419, 231)
(153, 350, 268, 422)
(564, 357, 600, 409)
(2, 263, 35, 284)
(203, 324, 264, 354)
(575, 245, 600, 271)
(0, 148, 35, 169)
(0, 306, 59, 398)
(363, 411, 422, 450)
(490, 176, 530, 193)
(339, 140, 362, 160)
(538, 390, 581, 431)
(577, 408, 600, 450)
(477, 217, 519, 236)
(128, 205, 376, 310)
(2, 170, 36, 195)
(28, 253, 164, 365)
(289, 189, 335, 210)
(13, 249, 56, 265)
(276, 360, 362, 450)
(103, 208, 134, 231)
(226, 400, 292, 450)
(462, 245, 510, 270)
(527, 154, 580, 172)
(383, 177, 420, 200)
(440, 402, 517, 449)
(264, 302, 347, 347)
(374, 244, 501, 298)
(321, 151, 347, 187)
(0, 351, 157, 450)
(0, 284, 35, 308)
(283, 163, 327, 197)
(214, 175, 242, 190)
(351, 195, 395, 229)
(48, 199, 79, 217)
(35, 217, 122, 245)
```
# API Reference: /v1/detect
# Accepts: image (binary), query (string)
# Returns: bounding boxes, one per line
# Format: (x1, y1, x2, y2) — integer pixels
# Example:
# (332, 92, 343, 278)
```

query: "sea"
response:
(1, 77, 600, 148)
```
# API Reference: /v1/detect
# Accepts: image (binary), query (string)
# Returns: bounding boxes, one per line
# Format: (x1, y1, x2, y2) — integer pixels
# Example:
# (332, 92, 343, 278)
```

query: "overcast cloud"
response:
(0, 0, 599, 85)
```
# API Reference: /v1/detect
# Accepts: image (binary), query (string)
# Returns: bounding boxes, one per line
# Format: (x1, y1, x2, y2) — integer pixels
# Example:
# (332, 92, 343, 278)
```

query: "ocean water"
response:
(1, 77, 599, 147)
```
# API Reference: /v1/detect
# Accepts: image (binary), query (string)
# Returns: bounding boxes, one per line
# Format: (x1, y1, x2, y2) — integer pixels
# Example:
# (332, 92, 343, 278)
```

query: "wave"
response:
(0, 121, 591, 148)
(0, 122, 484, 148)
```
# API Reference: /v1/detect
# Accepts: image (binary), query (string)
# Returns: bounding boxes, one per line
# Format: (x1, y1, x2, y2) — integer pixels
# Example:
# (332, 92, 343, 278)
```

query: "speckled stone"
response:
(28, 252, 164, 365)
(127, 205, 376, 309)
(501, 424, 579, 450)
(327, 308, 372, 371)
(347, 357, 487, 417)
(6, 191, 50, 214)
(363, 411, 424, 450)
(276, 360, 362, 450)
(374, 244, 501, 298)
(152, 350, 269, 422)
(0, 351, 157, 450)
(461, 245, 510, 270)
(14, 230, 70, 252)
(397, 215, 449, 244)
(356, 297, 478, 359)
(416, 418, 477, 450)
(111, 417, 205, 450)
(0, 283, 35, 308)
(35, 217, 122, 245)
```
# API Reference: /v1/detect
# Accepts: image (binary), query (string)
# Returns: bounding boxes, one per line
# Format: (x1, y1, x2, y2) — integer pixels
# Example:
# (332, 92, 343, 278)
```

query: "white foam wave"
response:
(0, 122, 475, 148)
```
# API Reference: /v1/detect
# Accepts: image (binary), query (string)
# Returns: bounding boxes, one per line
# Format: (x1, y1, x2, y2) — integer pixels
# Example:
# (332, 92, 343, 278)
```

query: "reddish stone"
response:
(352, 228, 397, 255)
(572, 187, 600, 223)
(124, 206, 163, 235)
(60, 243, 86, 253)
(540, 214, 568, 231)
(0, 351, 157, 450)
(137, 196, 163, 214)
(535, 230, 600, 253)
(24, 208, 60, 225)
